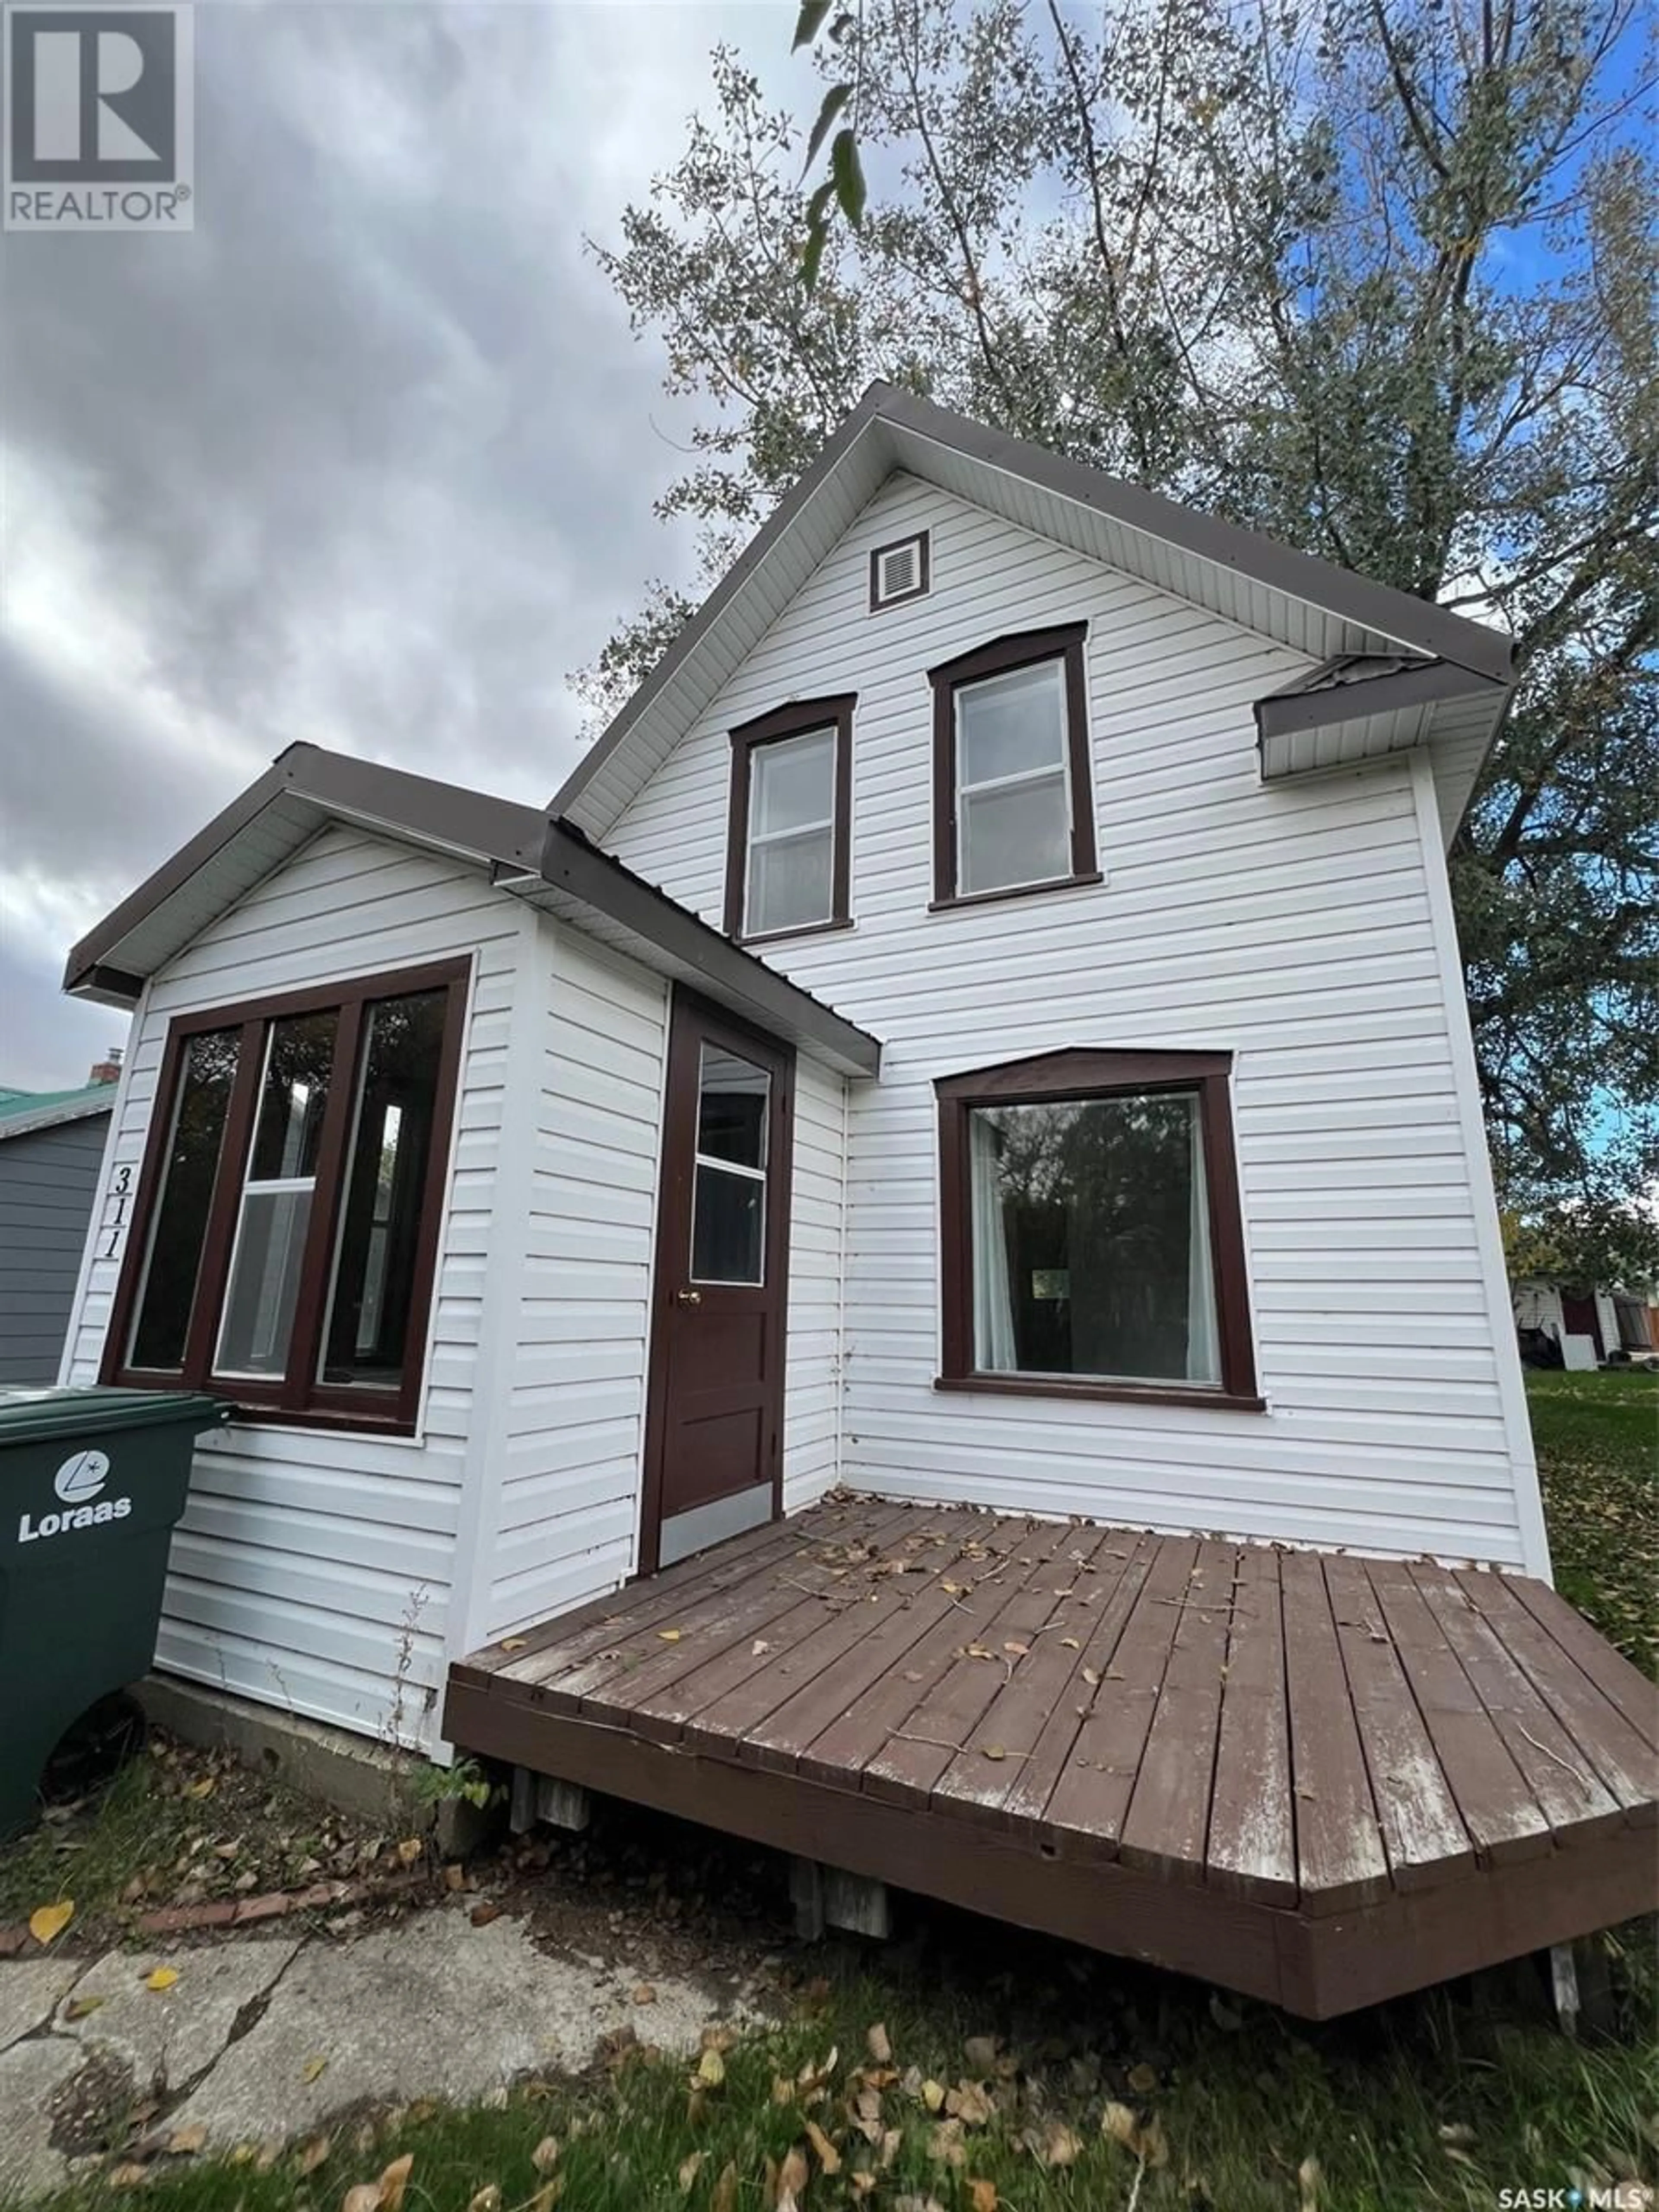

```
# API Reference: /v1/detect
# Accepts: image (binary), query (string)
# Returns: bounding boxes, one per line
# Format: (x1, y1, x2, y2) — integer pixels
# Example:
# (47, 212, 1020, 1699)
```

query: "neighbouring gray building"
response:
(0, 1066, 119, 1387)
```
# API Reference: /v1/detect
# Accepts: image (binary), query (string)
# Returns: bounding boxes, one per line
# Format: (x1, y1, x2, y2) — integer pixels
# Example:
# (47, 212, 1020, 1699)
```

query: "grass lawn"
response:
(1527, 1366, 1658, 1678)
(10, 1377, 1656, 2212)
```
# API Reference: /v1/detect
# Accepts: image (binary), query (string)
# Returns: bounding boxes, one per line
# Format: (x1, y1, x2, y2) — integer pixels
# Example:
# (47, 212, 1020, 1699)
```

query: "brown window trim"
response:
(868, 529, 931, 611)
(930, 623, 1096, 908)
(100, 957, 470, 1436)
(935, 1046, 1260, 1408)
(724, 694, 855, 943)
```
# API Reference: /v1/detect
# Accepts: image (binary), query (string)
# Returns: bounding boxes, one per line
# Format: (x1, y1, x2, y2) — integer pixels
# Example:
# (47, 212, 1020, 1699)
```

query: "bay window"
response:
(103, 960, 468, 1430)
(937, 1049, 1259, 1409)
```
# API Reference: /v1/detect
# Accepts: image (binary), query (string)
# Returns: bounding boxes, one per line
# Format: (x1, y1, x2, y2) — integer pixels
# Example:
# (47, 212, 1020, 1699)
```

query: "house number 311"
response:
(102, 1165, 133, 1259)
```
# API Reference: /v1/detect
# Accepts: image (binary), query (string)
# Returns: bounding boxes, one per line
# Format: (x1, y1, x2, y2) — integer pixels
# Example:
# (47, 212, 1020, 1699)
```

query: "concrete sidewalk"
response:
(0, 1904, 759, 2201)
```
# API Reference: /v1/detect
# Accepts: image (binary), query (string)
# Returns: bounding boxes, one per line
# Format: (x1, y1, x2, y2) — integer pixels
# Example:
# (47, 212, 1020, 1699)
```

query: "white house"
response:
(59, 384, 1548, 1760)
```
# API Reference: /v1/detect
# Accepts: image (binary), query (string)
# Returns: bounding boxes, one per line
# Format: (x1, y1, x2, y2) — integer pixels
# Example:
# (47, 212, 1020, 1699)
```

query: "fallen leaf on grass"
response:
(696, 2047, 726, 2088)
(108, 2165, 149, 2190)
(805, 2119, 841, 2174)
(946, 2081, 994, 2126)
(376, 2153, 414, 2212)
(928, 2120, 966, 2168)
(775, 2146, 809, 2211)
(1026, 2120, 1082, 2168)
(341, 2190, 381, 2212)
(29, 1900, 73, 1947)
(168, 2126, 207, 2155)
(296, 2137, 332, 2176)
(1299, 2155, 1322, 2212)
(921, 2078, 946, 2112)
(302, 2055, 329, 2084)
(466, 2190, 499, 2212)
(531, 2137, 560, 2174)
(710, 2163, 738, 2212)
(63, 1994, 105, 2021)
(677, 2151, 705, 2192)
(526, 2183, 564, 2212)
(866, 2022, 892, 2064)
(962, 2036, 1000, 2075)
(1126, 2062, 1158, 2094)
(969, 2183, 998, 2212)
(143, 1968, 179, 1993)
(185, 1777, 216, 1800)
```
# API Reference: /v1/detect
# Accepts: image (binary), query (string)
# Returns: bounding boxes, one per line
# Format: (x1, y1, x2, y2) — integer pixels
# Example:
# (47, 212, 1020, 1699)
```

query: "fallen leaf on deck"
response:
(29, 1900, 73, 1947)
(500, 1638, 527, 1651)
(301, 2055, 329, 2083)
(751, 1640, 772, 1656)
(1082, 1666, 1100, 1687)
(1003, 1640, 1030, 1657)
(143, 1967, 179, 1993)
(866, 2021, 893, 2064)
(658, 1629, 683, 1643)
(980, 1745, 1007, 1761)
(1060, 1636, 1081, 1649)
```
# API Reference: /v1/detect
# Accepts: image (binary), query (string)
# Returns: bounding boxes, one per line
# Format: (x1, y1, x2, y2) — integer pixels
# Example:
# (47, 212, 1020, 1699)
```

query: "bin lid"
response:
(0, 1386, 232, 1443)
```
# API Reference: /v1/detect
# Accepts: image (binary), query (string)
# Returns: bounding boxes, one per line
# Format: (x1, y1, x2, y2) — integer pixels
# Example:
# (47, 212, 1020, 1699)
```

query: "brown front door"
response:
(640, 991, 794, 1573)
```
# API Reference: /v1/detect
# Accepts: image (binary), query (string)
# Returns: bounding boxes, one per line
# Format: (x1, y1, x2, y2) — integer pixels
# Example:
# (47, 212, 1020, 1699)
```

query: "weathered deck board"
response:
(446, 1498, 1659, 2020)
(1207, 1541, 1297, 1905)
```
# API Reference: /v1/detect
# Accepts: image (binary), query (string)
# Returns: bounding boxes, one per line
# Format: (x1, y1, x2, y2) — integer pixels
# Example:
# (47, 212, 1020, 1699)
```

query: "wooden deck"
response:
(444, 1497, 1659, 2017)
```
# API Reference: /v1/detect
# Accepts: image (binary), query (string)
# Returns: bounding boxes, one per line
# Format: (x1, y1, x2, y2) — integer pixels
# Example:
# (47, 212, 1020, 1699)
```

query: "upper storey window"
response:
(929, 624, 1098, 907)
(725, 695, 855, 944)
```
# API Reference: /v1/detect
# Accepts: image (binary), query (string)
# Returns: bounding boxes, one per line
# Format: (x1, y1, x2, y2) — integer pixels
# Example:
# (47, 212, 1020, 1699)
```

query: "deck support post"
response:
(1549, 1943, 1580, 2037)
(509, 1767, 591, 1836)
(790, 1858, 892, 1943)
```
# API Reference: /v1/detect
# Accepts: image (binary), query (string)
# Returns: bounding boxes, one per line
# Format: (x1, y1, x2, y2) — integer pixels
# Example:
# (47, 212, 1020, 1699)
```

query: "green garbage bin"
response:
(0, 1386, 231, 1837)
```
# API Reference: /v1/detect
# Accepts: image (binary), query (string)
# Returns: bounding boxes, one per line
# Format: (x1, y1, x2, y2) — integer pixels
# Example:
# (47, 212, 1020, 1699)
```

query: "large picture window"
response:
(936, 1049, 1259, 1410)
(930, 625, 1098, 907)
(725, 695, 855, 943)
(103, 961, 469, 1432)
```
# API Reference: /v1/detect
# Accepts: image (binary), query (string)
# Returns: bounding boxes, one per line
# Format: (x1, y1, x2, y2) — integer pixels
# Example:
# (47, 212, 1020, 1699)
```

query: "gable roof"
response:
(551, 383, 1513, 846)
(63, 745, 880, 1080)
(0, 1082, 117, 1141)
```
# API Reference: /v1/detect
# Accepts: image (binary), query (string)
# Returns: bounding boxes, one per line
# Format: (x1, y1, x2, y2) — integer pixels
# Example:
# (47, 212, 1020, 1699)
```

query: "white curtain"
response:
(969, 1113, 1017, 1371)
(1186, 1102, 1220, 1384)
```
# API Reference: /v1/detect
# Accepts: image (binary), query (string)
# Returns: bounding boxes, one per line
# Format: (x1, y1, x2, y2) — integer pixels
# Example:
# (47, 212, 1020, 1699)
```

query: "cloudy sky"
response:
(1, 0, 795, 1088)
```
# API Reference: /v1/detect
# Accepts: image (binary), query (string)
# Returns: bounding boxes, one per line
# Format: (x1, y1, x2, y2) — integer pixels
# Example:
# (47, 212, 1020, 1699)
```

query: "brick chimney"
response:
(89, 1046, 124, 1087)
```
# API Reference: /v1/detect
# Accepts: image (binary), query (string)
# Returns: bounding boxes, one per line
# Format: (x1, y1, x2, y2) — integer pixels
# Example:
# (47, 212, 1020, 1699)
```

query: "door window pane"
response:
(128, 1027, 241, 1370)
(692, 1165, 765, 1284)
(696, 1047, 769, 1169)
(321, 989, 447, 1389)
(691, 1044, 769, 1284)
(213, 1011, 338, 1379)
(745, 727, 836, 935)
(960, 773, 1070, 894)
(968, 1090, 1219, 1386)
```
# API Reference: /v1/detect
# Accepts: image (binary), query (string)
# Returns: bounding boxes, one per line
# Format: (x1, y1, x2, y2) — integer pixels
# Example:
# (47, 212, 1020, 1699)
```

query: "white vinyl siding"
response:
(603, 473, 1537, 1570)
(61, 824, 526, 1750)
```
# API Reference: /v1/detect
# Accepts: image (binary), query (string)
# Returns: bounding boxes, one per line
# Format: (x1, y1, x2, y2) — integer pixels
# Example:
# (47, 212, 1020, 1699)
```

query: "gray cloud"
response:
(2, 0, 782, 1087)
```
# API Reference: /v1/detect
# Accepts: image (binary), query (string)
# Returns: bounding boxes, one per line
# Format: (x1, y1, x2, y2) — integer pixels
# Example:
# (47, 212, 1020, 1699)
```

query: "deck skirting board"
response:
(442, 1679, 1654, 2018)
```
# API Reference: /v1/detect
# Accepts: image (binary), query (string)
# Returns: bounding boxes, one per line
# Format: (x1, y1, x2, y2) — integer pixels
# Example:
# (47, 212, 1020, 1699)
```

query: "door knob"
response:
(676, 1288, 702, 1306)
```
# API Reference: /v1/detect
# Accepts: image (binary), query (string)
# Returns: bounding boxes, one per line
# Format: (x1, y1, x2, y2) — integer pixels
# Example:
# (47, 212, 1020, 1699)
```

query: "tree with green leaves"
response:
(579, 0, 1657, 1222)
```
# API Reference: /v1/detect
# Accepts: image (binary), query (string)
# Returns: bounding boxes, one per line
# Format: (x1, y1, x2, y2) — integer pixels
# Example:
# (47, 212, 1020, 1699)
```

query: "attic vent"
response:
(869, 530, 930, 611)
